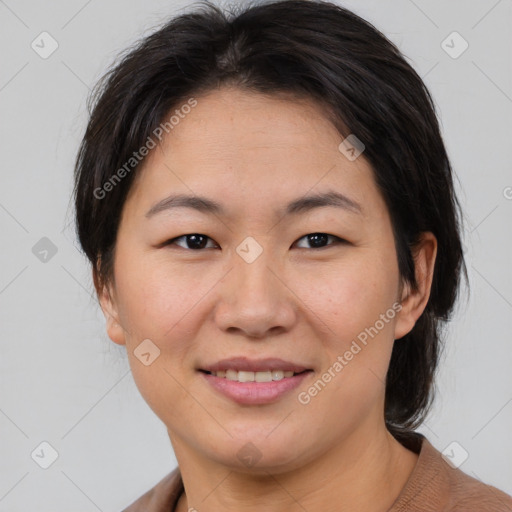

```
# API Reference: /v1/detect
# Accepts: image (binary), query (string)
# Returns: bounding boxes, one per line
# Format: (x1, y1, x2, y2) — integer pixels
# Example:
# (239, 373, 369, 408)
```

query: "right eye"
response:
(163, 234, 219, 250)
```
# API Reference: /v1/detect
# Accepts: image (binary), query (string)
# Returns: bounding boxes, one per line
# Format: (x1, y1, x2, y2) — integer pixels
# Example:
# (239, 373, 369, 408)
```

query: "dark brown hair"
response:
(73, 0, 467, 439)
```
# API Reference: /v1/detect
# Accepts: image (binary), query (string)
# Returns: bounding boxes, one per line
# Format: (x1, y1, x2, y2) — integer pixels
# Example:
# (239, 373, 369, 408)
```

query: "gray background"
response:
(0, 0, 511, 510)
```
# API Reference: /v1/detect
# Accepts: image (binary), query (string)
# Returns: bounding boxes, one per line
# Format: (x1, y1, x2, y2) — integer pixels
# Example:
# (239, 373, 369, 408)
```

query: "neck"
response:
(171, 421, 419, 512)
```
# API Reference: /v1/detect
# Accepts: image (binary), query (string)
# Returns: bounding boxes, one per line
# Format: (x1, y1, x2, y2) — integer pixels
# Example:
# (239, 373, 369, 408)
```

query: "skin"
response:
(97, 86, 437, 512)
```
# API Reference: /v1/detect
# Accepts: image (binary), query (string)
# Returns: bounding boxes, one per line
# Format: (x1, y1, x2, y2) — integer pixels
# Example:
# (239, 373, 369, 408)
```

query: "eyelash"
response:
(163, 233, 347, 251)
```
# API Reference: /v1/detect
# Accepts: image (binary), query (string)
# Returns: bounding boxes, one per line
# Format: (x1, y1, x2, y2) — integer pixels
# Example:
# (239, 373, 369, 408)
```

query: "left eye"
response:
(163, 232, 344, 251)
(294, 233, 344, 249)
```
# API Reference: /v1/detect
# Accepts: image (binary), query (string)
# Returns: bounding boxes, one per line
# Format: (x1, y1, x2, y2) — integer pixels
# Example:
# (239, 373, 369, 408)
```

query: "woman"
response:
(73, 1, 512, 510)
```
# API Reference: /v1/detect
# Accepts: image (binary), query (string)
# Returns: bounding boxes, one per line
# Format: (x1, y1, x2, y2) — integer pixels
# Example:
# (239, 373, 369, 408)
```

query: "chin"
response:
(205, 432, 317, 475)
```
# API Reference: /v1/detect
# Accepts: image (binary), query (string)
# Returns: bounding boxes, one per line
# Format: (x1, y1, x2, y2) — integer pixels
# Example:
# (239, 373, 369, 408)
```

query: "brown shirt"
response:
(122, 434, 512, 511)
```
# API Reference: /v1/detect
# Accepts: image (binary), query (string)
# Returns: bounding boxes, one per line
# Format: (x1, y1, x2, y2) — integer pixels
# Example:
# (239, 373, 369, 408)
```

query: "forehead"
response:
(165, 87, 342, 161)
(125, 86, 383, 220)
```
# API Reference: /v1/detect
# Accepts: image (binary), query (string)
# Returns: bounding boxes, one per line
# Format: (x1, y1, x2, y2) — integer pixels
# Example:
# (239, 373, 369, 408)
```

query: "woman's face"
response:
(100, 86, 428, 472)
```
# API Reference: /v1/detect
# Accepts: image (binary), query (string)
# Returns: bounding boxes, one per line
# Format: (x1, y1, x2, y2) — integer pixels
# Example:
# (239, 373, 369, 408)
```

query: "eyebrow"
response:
(145, 190, 362, 219)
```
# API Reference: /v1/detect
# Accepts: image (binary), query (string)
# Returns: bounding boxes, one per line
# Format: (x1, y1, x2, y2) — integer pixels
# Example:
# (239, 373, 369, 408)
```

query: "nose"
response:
(214, 252, 297, 339)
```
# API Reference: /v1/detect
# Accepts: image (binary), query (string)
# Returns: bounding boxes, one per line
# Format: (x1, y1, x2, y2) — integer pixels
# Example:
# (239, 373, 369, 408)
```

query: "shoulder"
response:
(390, 432, 512, 512)
(441, 458, 512, 512)
(121, 467, 183, 512)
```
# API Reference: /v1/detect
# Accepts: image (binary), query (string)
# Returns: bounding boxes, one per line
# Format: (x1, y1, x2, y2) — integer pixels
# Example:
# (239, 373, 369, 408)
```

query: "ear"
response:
(394, 232, 437, 340)
(93, 267, 127, 346)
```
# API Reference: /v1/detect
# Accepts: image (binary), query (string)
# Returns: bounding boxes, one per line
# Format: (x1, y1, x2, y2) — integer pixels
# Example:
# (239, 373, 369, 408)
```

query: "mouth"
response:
(198, 357, 313, 404)
(200, 369, 308, 382)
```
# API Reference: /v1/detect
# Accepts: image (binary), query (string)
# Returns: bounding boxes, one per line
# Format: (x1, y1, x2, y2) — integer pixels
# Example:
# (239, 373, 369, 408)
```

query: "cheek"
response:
(292, 249, 400, 418)
(114, 248, 213, 343)
(112, 252, 208, 421)
(293, 251, 400, 343)
(294, 259, 399, 433)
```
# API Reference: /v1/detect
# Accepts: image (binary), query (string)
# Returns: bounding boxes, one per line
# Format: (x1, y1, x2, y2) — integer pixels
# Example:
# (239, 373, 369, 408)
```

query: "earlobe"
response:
(393, 232, 437, 340)
(93, 268, 127, 346)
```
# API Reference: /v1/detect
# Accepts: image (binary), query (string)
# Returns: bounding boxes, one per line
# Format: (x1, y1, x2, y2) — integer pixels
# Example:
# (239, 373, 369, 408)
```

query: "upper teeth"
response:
(213, 370, 295, 382)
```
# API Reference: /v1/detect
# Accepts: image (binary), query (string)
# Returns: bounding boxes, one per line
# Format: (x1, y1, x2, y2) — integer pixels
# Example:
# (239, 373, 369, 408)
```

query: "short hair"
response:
(73, 0, 467, 440)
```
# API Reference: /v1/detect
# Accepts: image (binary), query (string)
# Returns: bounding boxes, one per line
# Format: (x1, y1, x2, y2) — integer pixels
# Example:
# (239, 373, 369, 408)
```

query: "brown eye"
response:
(166, 234, 218, 250)
(294, 233, 344, 249)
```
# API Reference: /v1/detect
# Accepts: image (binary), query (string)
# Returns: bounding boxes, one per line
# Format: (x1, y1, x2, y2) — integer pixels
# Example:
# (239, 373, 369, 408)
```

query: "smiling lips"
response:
(201, 356, 310, 382)
(201, 356, 310, 373)
(208, 369, 296, 382)
(200, 357, 313, 404)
